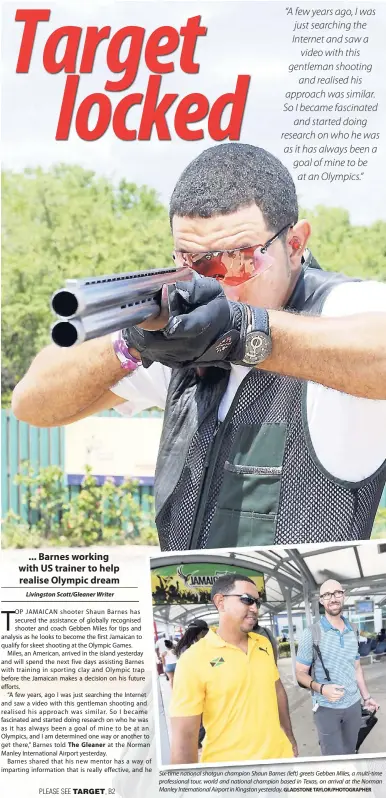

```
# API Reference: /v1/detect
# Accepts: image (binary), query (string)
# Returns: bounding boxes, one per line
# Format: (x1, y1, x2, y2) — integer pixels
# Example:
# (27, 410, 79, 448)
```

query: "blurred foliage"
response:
(300, 205, 386, 281)
(1, 165, 173, 404)
(372, 508, 386, 539)
(278, 641, 298, 657)
(12, 463, 67, 541)
(2, 462, 158, 548)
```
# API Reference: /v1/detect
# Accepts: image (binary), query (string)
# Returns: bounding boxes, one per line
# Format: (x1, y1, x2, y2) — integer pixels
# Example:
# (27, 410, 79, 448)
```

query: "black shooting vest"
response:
(154, 254, 386, 551)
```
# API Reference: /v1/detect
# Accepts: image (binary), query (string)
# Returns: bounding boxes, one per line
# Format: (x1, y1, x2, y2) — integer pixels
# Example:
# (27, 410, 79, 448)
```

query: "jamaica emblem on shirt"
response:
(210, 657, 225, 667)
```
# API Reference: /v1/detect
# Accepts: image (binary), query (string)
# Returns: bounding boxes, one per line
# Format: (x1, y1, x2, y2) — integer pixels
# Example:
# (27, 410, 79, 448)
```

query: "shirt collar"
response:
(320, 615, 352, 632)
(207, 629, 259, 648)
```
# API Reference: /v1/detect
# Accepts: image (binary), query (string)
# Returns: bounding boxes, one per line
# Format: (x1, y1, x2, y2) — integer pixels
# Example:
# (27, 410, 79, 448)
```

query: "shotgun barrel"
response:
(51, 265, 193, 347)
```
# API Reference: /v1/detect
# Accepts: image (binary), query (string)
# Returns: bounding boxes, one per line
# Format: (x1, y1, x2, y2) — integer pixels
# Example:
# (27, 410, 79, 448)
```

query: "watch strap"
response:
(231, 305, 271, 366)
(249, 305, 270, 337)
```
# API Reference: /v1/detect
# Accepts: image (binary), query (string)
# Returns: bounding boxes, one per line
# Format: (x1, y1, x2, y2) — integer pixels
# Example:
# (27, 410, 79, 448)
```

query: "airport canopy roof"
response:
(151, 543, 386, 631)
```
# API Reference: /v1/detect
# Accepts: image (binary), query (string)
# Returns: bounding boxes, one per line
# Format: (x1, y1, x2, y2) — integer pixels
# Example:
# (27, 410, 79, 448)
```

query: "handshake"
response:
(124, 274, 272, 370)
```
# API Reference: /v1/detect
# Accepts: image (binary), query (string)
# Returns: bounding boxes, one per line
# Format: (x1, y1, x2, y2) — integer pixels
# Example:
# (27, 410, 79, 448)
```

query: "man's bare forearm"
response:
(355, 662, 370, 699)
(170, 717, 201, 764)
(296, 669, 316, 690)
(261, 311, 386, 400)
(275, 680, 295, 741)
(12, 337, 125, 427)
(170, 739, 199, 765)
(170, 729, 199, 764)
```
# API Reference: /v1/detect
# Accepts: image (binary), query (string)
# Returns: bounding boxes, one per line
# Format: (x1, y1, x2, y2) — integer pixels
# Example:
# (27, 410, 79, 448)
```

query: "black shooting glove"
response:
(123, 273, 271, 370)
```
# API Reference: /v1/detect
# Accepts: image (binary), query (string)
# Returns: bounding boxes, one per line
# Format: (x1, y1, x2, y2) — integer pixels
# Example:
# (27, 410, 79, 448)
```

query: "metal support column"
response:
(283, 586, 297, 684)
(304, 582, 313, 628)
(312, 597, 320, 622)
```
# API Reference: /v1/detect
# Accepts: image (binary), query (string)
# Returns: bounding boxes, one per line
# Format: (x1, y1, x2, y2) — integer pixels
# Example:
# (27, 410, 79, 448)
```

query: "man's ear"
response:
(287, 219, 311, 268)
(213, 593, 224, 613)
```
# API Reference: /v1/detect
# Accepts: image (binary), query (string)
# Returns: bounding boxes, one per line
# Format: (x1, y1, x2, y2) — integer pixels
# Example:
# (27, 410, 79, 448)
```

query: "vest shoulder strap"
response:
(310, 621, 331, 683)
(311, 621, 321, 646)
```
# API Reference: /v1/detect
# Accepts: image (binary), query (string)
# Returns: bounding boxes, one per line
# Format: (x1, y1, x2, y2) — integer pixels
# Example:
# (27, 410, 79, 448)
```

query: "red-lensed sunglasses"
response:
(172, 224, 292, 287)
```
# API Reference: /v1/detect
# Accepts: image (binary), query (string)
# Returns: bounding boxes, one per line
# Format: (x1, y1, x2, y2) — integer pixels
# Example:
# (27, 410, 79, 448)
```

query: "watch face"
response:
(243, 331, 272, 365)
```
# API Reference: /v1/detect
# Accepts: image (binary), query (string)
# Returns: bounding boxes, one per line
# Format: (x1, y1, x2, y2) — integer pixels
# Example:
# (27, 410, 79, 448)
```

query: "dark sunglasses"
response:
(225, 592, 261, 608)
(172, 224, 292, 287)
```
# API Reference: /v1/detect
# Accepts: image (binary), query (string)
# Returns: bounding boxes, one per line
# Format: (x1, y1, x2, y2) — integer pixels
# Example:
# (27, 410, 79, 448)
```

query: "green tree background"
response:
(2, 164, 386, 404)
(1, 165, 172, 404)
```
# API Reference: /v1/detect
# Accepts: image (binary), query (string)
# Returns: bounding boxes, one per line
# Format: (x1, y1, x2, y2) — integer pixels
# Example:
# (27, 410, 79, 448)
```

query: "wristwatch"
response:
(241, 306, 272, 366)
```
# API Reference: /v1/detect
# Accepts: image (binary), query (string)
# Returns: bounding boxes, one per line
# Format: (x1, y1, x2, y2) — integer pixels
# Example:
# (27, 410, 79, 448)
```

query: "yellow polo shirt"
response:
(169, 629, 293, 763)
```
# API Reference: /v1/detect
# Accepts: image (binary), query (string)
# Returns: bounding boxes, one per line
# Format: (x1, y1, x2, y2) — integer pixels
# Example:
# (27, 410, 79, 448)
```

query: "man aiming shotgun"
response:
(12, 143, 386, 549)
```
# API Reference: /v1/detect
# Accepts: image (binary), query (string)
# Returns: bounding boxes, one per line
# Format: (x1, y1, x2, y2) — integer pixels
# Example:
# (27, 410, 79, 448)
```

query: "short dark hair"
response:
(210, 572, 257, 601)
(175, 620, 209, 658)
(169, 143, 298, 232)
